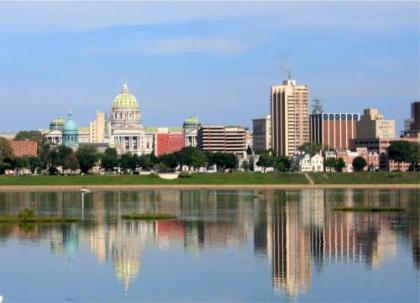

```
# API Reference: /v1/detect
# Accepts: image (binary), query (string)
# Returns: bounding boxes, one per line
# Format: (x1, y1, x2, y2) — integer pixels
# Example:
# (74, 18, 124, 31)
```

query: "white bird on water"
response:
(0, 294, 4, 302)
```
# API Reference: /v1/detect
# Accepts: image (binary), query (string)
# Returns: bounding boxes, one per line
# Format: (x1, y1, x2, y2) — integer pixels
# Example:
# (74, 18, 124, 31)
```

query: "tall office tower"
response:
(252, 115, 272, 152)
(89, 111, 106, 143)
(402, 101, 420, 138)
(271, 78, 309, 156)
(410, 101, 420, 130)
(357, 108, 395, 139)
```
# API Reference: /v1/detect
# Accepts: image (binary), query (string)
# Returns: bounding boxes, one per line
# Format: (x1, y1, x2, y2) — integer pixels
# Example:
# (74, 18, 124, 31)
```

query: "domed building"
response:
(110, 82, 153, 155)
(63, 111, 79, 148)
(183, 116, 201, 147)
(49, 117, 65, 131)
(45, 116, 65, 145)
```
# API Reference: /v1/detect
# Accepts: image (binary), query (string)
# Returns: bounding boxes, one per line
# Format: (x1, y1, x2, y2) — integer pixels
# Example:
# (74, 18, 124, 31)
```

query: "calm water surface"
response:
(0, 189, 418, 303)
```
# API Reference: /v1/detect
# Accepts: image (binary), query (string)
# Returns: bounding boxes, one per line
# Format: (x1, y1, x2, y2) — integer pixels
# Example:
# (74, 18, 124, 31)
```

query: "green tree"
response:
(352, 156, 367, 172)
(159, 153, 179, 171)
(14, 157, 30, 169)
(137, 154, 154, 170)
(63, 153, 79, 171)
(48, 145, 73, 168)
(28, 156, 42, 173)
(324, 158, 337, 172)
(274, 156, 291, 172)
(0, 137, 14, 174)
(335, 157, 346, 172)
(101, 148, 119, 171)
(119, 153, 136, 172)
(256, 152, 274, 172)
(204, 151, 215, 168)
(387, 141, 413, 171)
(190, 149, 207, 170)
(408, 142, 420, 171)
(298, 142, 322, 156)
(75, 145, 98, 173)
(241, 160, 250, 171)
(178, 147, 207, 170)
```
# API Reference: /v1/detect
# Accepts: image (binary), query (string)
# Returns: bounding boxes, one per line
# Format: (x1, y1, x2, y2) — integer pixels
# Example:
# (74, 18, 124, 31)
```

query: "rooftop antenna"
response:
(312, 99, 323, 114)
(286, 70, 292, 80)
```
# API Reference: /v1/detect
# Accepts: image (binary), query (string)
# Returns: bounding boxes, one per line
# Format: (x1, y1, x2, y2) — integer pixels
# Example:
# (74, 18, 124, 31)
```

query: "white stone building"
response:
(110, 82, 154, 155)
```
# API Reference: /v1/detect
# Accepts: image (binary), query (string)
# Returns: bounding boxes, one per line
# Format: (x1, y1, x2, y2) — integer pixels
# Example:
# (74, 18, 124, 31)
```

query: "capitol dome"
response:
(112, 82, 139, 110)
(63, 111, 78, 134)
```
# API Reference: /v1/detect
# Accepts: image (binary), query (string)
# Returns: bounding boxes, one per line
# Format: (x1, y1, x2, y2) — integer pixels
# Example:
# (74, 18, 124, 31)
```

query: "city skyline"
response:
(0, 2, 419, 132)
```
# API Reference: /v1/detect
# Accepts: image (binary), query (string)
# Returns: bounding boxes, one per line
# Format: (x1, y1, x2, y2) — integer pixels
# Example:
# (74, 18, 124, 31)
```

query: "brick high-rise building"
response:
(310, 113, 359, 150)
(403, 101, 420, 138)
(271, 78, 309, 156)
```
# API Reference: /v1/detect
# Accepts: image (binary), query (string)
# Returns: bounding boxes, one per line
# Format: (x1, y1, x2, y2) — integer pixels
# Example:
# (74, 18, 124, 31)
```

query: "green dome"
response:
(183, 116, 200, 126)
(112, 82, 139, 109)
(63, 112, 78, 133)
(49, 117, 65, 130)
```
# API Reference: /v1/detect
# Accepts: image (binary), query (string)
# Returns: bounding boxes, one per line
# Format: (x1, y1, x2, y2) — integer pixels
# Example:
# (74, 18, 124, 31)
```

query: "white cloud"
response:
(88, 35, 261, 56)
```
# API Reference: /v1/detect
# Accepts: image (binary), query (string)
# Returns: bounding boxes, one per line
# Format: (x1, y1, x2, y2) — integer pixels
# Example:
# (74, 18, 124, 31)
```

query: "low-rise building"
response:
(351, 137, 420, 154)
(197, 125, 247, 157)
(293, 153, 324, 172)
(154, 127, 185, 157)
(8, 140, 38, 157)
(336, 148, 379, 172)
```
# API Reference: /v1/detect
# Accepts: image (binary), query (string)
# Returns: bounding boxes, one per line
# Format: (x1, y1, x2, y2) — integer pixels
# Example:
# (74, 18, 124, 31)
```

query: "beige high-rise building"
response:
(252, 115, 272, 152)
(89, 111, 106, 143)
(357, 108, 395, 139)
(271, 79, 309, 156)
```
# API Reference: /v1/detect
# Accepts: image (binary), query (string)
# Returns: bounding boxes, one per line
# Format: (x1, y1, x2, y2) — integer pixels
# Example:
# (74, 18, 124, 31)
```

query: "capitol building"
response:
(109, 82, 153, 155)
(44, 82, 182, 155)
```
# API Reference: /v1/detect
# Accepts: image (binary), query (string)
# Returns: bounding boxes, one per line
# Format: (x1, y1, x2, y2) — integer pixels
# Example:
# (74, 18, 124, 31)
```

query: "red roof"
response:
(9, 140, 38, 157)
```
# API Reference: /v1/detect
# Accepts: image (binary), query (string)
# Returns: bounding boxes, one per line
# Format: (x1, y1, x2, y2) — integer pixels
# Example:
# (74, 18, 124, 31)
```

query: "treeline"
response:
(102, 146, 238, 173)
(0, 130, 242, 174)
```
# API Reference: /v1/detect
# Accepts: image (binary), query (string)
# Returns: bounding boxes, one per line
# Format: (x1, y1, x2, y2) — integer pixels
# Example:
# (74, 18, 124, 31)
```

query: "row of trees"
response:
(101, 147, 238, 173)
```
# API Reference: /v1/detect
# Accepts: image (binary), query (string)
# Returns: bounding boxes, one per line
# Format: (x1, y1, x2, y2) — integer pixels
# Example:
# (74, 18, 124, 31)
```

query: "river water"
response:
(0, 189, 418, 302)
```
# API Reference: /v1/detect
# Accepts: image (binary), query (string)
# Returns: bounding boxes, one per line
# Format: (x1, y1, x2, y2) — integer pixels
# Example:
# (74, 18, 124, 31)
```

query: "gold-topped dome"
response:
(112, 82, 139, 109)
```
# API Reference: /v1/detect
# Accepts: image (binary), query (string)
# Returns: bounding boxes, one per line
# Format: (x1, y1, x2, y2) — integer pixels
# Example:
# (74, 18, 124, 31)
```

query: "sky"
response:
(0, 1, 419, 133)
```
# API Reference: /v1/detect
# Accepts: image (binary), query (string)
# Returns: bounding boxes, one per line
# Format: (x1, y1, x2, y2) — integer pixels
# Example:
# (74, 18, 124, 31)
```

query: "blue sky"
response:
(0, 1, 419, 132)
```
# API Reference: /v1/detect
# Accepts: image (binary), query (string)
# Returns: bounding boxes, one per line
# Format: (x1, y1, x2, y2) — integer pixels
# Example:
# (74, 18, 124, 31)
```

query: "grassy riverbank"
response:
(309, 172, 420, 184)
(0, 172, 418, 187)
(0, 173, 308, 186)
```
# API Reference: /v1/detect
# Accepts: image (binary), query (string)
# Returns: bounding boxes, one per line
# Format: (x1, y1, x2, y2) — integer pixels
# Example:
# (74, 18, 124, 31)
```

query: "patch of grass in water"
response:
(333, 206, 405, 212)
(0, 208, 79, 223)
(122, 212, 177, 220)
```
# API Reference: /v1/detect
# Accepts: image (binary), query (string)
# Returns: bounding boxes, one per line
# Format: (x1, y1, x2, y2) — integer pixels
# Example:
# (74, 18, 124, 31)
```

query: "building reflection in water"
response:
(0, 188, 418, 298)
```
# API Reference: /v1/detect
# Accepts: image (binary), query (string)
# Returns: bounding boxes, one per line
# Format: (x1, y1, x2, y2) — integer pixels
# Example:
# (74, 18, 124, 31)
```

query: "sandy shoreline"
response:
(0, 184, 418, 192)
